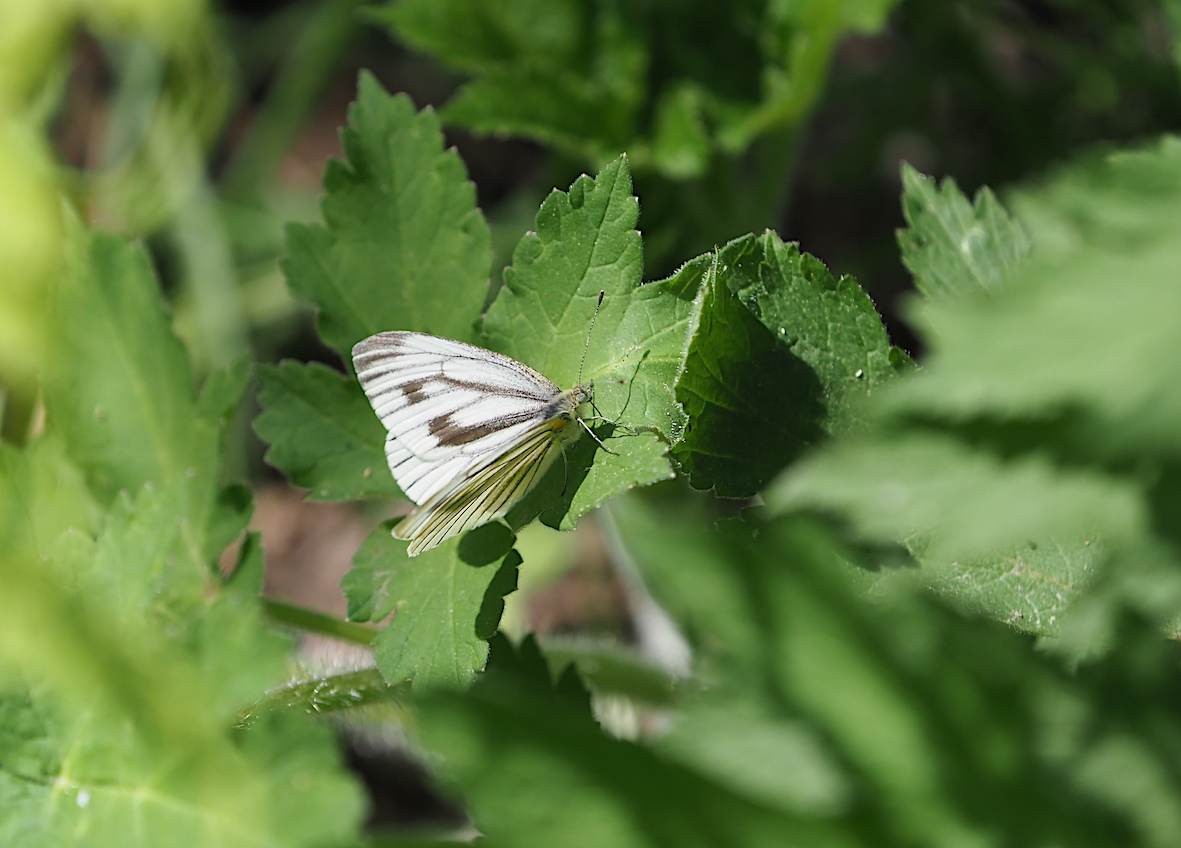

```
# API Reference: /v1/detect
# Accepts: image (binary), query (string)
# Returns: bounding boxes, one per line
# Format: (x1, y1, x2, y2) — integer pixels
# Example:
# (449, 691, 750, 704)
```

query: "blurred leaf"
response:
(606, 489, 765, 665)
(376, 0, 899, 172)
(616, 506, 1181, 845)
(39, 228, 253, 574)
(0, 122, 61, 429)
(769, 433, 1145, 564)
(0, 686, 363, 848)
(0, 437, 101, 560)
(666, 233, 907, 496)
(743, 517, 1174, 847)
(1008, 138, 1181, 259)
(657, 695, 852, 817)
(379, 0, 643, 166)
(651, 84, 710, 178)
(0, 497, 364, 847)
(415, 634, 841, 848)
(342, 525, 521, 688)
(282, 71, 491, 355)
(766, 432, 1174, 635)
(897, 163, 1031, 300)
(44, 228, 197, 498)
(188, 357, 255, 562)
(255, 361, 397, 501)
(888, 151, 1181, 462)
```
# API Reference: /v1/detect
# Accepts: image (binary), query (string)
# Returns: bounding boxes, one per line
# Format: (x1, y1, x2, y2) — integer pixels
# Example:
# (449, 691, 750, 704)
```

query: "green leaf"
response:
(481, 156, 685, 530)
(666, 233, 907, 497)
(605, 488, 772, 668)
(650, 84, 710, 179)
(1006, 137, 1181, 259)
(187, 357, 255, 564)
(40, 229, 252, 574)
(376, 0, 898, 172)
(44, 228, 197, 499)
(741, 517, 1181, 846)
(767, 433, 1146, 633)
(255, 361, 397, 502)
(0, 689, 364, 848)
(889, 165, 1181, 462)
(656, 694, 852, 817)
(381, 0, 644, 165)
(342, 525, 521, 688)
(615, 508, 1181, 844)
(770, 432, 1143, 565)
(0, 474, 365, 846)
(282, 72, 491, 355)
(897, 163, 1031, 300)
(0, 437, 101, 561)
(415, 635, 829, 848)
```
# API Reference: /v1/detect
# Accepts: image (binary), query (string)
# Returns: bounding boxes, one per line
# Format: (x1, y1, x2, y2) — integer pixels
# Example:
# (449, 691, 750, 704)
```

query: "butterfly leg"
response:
(577, 416, 620, 455)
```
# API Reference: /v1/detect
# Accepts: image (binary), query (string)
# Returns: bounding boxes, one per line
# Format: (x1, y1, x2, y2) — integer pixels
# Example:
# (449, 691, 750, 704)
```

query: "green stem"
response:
(237, 666, 409, 727)
(263, 598, 379, 645)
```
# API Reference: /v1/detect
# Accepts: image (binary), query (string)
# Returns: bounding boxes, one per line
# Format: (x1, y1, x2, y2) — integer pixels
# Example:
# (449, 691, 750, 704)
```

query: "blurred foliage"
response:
(5, 0, 1181, 846)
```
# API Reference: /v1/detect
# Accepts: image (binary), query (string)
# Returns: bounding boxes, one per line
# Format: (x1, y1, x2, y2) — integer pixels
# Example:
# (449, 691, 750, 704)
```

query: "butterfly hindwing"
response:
(394, 419, 567, 555)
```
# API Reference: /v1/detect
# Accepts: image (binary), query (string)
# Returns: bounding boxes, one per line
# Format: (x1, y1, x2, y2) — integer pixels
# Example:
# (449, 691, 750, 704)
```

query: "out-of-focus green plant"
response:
(372, 0, 902, 273)
(8, 2, 1181, 846)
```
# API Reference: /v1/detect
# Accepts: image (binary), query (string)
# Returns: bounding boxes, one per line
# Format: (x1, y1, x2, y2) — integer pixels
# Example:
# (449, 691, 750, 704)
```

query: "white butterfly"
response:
(352, 317, 604, 556)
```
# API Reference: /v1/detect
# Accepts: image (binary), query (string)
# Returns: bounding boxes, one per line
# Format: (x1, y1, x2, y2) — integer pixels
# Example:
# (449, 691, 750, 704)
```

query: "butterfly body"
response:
(353, 331, 592, 555)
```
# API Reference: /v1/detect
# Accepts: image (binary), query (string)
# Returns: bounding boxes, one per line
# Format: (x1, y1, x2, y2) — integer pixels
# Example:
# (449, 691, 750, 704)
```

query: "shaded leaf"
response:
(666, 233, 906, 496)
(255, 361, 397, 502)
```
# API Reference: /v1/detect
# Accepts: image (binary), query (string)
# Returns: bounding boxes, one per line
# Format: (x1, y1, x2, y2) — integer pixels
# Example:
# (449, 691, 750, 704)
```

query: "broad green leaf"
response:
(744, 517, 1181, 846)
(255, 361, 397, 501)
(897, 163, 1031, 300)
(380, 0, 643, 166)
(1007, 137, 1181, 259)
(0, 687, 363, 848)
(616, 507, 1181, 843)
(481, 157, 686, 530)
(282, 72, 491, 355)
(0, 480, 364, 846)
(342, 524, 521, 687)
(605, 487, 774, 667)
(39, 228, 251, 573)
(769, 433, 1143, 568)
(888, 155, 1181, 462)
(666, 233, 907, 496)
(44, 228, 196, 499)
(657, 694, 852, 817)
(765, 432, 1172, 635)
(0, 437, 101, 561)
(415, 635, 837, 848)
(922, 537, 1104, 637)
(376, 0, 898, 171)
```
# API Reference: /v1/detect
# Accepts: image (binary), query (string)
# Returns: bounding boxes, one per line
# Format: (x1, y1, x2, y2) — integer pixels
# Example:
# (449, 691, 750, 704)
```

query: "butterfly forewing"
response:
(353, 330, 589, 554)
(353, 332, 565, 505)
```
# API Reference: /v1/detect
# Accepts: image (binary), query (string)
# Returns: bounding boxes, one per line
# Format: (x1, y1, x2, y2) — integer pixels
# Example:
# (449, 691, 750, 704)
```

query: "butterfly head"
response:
(550, 382, 592, 443)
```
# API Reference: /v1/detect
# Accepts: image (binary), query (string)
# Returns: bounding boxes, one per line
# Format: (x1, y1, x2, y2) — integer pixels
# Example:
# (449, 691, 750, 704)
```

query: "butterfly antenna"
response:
(577, 290, 605, 387)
